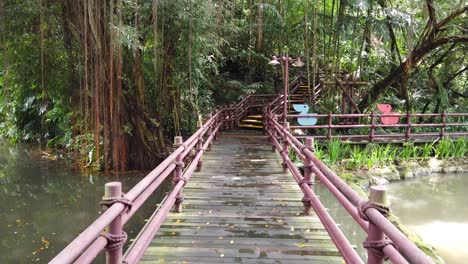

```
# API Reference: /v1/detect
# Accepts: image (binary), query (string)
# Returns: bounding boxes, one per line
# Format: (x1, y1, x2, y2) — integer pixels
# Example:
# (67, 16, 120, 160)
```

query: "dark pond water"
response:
(0, 143, 170, 263)
(314, 182, 368, 261)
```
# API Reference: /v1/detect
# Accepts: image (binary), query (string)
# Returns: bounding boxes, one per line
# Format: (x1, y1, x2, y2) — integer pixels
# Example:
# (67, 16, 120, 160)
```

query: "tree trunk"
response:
(256, 0, 263, 50)
(39, 0, 47, 148)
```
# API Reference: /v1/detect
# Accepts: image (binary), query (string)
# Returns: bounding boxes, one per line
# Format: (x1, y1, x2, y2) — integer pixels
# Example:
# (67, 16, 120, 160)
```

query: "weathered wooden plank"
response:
(140, 131, 342, 263)
(141, 256, 342, 264)
(143, 246, 341, 260)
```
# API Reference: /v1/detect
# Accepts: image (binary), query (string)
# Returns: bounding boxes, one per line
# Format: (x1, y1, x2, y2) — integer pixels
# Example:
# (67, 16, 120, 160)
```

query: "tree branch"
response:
(358, 36, 468, 111)
(436, 5, 468, 29)
(444, 65, 468, 88)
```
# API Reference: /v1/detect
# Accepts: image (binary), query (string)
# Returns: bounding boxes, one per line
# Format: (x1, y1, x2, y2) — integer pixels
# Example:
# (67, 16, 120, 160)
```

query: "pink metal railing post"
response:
(366, 186, 388, 264)
(173, 136, 185, 213)
(220, 109, 227, 130)
(226, 106, 231, 129)
(213, 112, 219, 141)
(271, 114, 278, 152)
(207, 114, 213, 150)
(302, 137, 315, 215)
(369, 111, 375, 142)
(405, 112, 412, 141)
(231, 106, 236, 128)
(219, 109, 224, 130)
(327, 112, 333, 140)
(283, 56, 290, 127)
(196, 120, 203, 172)
(104, 182, 124, 264)
(281, 122, 290, 173)
(440, 111, 446, 139)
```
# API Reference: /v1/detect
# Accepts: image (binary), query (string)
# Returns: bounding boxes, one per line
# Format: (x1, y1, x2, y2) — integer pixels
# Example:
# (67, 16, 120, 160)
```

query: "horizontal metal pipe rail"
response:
(284, 112, 468, 141)
(265, 102, 434, 263)
(50, 93, 256, 264)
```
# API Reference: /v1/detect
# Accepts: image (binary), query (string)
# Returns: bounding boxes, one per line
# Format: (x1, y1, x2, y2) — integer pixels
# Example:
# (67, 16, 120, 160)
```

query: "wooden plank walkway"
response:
(141, 130, 342, 263)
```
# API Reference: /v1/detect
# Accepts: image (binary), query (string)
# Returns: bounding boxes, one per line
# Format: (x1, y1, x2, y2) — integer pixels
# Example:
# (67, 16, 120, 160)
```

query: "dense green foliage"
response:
(0, 0, 466, 171)
(313, 137, 468, 170)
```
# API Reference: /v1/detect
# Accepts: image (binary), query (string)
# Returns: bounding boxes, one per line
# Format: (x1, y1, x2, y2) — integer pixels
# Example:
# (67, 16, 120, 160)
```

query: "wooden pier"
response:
(140, 131, 342, 263)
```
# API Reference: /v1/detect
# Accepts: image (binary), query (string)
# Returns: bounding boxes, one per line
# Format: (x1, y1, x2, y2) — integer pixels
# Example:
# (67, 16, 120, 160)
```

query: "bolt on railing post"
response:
(366, 186, 388, 264)
(281, 122, 290, 173)
(369, 111, 375, 143)
(104, 182, 124, 264)
(405, 111, 412, 141)
(440, 111, 446, 140)
(302, 138, 315, 216)
(327, 112, 333, 140)
(196, 120, 204, 172)
(173, 136, 185, 213)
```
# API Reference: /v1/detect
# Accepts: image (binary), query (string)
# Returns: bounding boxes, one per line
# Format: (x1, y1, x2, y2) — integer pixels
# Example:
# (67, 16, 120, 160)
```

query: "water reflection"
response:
(0, 143, 170, 263)
(313, 182, 368, 261)
(388, 173, 468, 264)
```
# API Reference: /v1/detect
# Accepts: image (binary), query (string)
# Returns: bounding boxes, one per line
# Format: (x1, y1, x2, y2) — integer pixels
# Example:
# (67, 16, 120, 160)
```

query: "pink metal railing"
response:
(50, 94, 257, 264)
(285, 112, 468, 141)
(264, 91, 435, 263)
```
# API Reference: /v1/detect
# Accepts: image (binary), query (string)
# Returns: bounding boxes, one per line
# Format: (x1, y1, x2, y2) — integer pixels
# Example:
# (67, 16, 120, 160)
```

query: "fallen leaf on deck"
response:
(297, 242, 308, 248)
